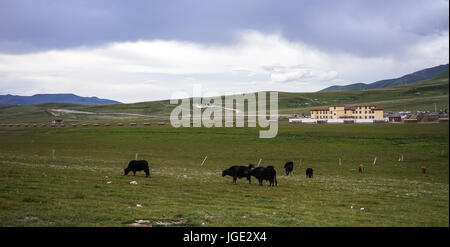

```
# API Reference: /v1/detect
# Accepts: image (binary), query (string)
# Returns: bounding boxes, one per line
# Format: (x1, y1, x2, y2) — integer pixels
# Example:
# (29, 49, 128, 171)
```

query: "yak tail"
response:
(275, 174, 277, 186)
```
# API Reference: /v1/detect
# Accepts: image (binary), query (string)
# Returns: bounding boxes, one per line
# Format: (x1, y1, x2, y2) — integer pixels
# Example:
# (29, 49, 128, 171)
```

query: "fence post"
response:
(257, 158, 262, 167)
(201, 156, 208, 166)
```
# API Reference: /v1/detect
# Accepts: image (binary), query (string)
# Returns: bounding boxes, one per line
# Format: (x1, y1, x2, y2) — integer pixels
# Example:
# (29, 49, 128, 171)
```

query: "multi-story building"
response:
(310, 105, 384, 120)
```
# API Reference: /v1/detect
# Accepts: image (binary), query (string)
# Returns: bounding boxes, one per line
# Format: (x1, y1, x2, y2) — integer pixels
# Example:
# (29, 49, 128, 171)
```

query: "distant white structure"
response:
(288, 118, 378, 124)
(288, 118, 319, 123)
(288, 118, 303, 123)
(327, 119, 344, 123)
(354, 119, 374, 123)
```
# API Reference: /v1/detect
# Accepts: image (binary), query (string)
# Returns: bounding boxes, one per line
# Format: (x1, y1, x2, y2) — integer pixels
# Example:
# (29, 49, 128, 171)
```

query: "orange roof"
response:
(310, 105, 383, 111)
(353, 104, 377, 107)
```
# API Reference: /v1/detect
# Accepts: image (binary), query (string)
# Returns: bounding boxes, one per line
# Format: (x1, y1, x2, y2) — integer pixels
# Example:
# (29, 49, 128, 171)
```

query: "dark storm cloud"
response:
(0, 0, 448, 56)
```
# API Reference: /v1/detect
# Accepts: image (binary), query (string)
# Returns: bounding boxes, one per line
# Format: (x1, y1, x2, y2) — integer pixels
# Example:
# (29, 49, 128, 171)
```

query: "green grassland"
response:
(0, 122, 448, 226)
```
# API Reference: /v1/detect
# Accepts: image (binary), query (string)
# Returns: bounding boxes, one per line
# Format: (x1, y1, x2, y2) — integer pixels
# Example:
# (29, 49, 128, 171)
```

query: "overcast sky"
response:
(0, 0, 448, 103)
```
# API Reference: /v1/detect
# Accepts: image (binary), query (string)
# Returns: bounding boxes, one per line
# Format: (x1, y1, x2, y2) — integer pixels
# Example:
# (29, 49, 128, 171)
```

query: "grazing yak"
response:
(124, 160, 150, 177)
(284, 161, 294, 176)
(250, 166, 277, 186)
(222, 164, 254, 184)
(306, 168, 313, 178)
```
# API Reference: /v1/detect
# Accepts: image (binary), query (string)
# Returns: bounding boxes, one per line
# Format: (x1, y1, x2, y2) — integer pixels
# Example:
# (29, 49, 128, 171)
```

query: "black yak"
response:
(222, 164, 254, 184)
(306, 168, 313, 178)
(124, 160, 150, 177)
(284, 161, 294, 176)
(250, 166, 277, 186)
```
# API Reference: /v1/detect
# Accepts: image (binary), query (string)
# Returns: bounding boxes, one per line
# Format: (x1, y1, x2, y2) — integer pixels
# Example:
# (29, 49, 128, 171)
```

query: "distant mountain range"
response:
(319, 63, 449, 92)
(0, 93, 122, 105)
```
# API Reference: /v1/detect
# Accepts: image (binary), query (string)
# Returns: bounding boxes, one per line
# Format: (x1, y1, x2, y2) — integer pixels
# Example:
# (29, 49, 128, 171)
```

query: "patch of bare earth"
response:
(129, 219, 187, 227)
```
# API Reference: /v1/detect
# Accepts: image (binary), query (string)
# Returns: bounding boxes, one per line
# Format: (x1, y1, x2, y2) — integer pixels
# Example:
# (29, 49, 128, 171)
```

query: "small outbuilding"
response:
(388, 115, 402, 123)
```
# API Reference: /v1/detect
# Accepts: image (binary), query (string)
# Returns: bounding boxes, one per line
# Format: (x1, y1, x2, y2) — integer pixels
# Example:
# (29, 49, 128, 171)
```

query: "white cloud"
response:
(0, 30, 448, 103)
(264, 65, 339, 83)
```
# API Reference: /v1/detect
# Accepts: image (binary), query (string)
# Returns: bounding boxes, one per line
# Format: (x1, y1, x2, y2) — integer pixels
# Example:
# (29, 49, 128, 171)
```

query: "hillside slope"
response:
(320, 64, 449, 92)
(0, 71, 448, 123)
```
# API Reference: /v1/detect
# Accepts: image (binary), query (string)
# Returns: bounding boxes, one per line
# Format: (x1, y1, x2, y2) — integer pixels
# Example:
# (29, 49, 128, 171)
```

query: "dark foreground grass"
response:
(0, 122, 448, 226)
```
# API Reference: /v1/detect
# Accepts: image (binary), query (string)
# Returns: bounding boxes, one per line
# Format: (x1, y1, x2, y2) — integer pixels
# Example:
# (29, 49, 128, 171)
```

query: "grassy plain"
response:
(0, 122, 448, 226)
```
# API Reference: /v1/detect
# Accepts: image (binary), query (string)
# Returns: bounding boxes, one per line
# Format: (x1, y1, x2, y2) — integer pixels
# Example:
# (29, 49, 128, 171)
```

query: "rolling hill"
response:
(320, 64, 449, 92)
(0, 69, 448, 123)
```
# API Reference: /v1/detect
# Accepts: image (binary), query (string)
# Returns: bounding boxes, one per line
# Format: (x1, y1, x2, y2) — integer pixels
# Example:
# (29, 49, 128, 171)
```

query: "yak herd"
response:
(124, 160, 314, 186)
